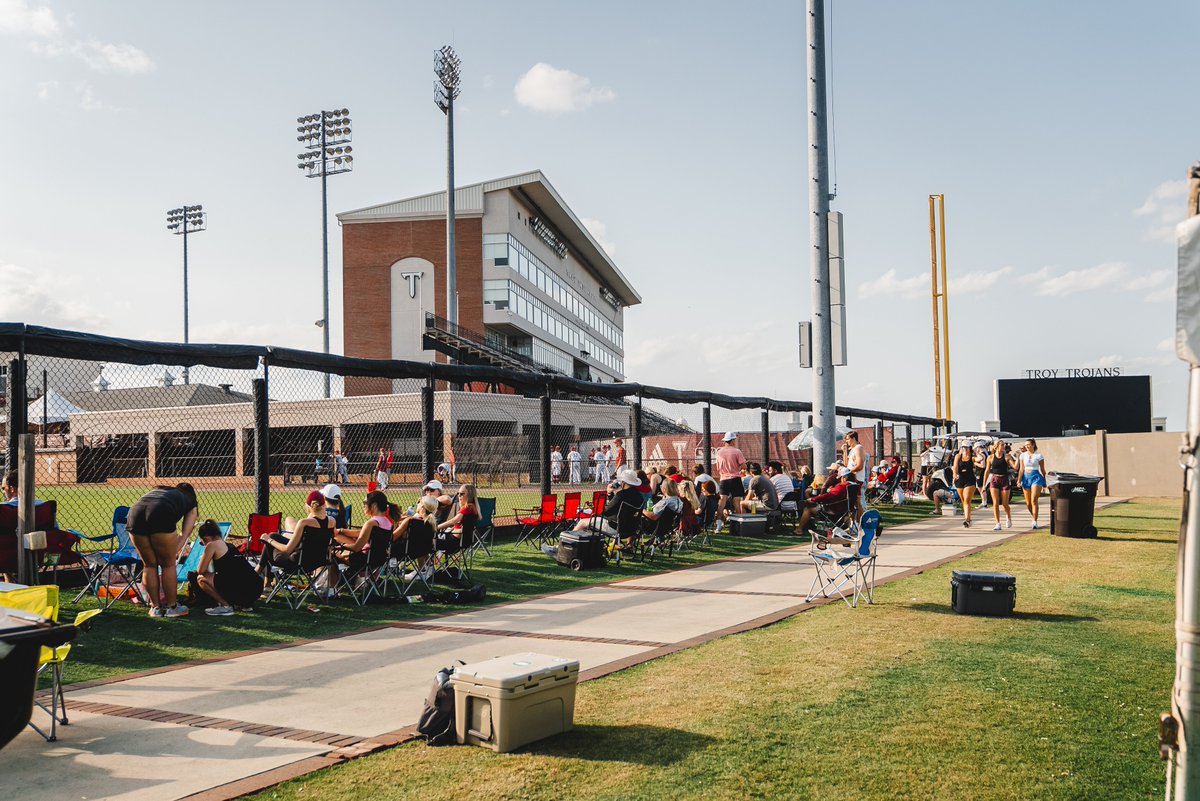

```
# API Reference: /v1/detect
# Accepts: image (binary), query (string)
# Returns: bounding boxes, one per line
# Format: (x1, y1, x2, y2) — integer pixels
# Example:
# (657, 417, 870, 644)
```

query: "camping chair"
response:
(866, 467, 903, 506)
(553, 492, 583, 536)
(639, 507, 681, 562)
(385, 519, 436, 598)
(694, 494, 720, 547)
(437, 507, 477, 582)
(675, 500, 702, 551)
(463, 497, 497, 570)
(262, 524, 334, 610)
(0, 584, 101, 741)
(806, 510, 881, 609)
(513, 495, 557, 549)
(332, 526, 393, 606)
(604, 501, 645, 566)
(581, 493, 608, 532)
(240, 512, 282, 565)
(74, 507, 144, 608)
(177, 522, 231, 577)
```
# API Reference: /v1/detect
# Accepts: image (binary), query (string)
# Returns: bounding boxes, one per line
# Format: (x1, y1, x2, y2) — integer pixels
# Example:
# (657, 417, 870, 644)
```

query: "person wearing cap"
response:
(613, 438, 627, 472)
(600, 444, 614, 483)
(572, 468, 643, 545)
(334, 449, 349, 484)
(567, 445, 582, 484)
(423, 479, 455, 525)
(796, 467, 856, 536)
(715, 432, 746, 525)
(319, 483, 348, 528)
(375, 448, 389, 490)
(261, 490, 331, 580)
(550, 445, 563, 484)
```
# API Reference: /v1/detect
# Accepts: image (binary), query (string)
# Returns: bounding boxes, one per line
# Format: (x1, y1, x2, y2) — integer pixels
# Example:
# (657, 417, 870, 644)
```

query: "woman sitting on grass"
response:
(191, 519, 264, 616)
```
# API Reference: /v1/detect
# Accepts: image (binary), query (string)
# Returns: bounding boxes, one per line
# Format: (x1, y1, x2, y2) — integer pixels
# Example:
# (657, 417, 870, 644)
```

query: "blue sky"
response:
(0, 0, 1196, 430)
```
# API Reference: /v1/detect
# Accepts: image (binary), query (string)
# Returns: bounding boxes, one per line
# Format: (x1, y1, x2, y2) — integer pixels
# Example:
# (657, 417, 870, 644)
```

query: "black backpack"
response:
(417, 663, 461, 746)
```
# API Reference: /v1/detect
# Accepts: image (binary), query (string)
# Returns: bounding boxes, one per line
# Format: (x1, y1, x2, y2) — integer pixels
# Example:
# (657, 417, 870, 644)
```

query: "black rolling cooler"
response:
(951, 570, 1016, 616)
(555, 531, 606, 571)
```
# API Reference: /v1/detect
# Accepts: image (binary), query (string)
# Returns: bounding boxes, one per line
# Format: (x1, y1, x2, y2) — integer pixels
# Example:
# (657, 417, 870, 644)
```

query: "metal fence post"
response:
(253, 376, 269, 516)
(16, 433, 35, 585)
(7, 356, 25, 473)
(874, 421, 884, 464)
(539, 386, 552, 496)
(702, 403, 712, 473)
(761, 408, 771, 466)
(905, 423, 913, 473)
(422, 376, 436, 483)
(631, 394, 643, 471)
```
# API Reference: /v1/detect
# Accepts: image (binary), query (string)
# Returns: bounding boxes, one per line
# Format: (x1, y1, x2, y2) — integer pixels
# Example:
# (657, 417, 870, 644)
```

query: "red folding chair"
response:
(578, 491, 607, 519)
(513, 495, 557, 548)
(240, 512, 282, 561)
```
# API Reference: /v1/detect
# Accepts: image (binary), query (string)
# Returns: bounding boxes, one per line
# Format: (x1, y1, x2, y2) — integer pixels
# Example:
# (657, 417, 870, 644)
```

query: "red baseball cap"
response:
(306, 490, 326, 505)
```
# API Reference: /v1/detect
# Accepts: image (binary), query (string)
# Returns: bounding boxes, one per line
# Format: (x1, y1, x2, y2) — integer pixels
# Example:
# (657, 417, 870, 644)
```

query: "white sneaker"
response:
(1005, 519, 1012, 529)
(1031, 521, 1039, 530)
(148, 606, 164, 618)
(163, 603, 189, 618)
(992, 523, 1001, 531)
(205, 605, 234, 616)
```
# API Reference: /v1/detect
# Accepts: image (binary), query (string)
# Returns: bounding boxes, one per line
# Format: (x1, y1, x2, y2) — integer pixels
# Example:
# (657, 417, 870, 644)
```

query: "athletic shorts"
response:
(127, 499, 184, 536)
(953, 475, 975, 490)
(719, 478, 745, 498)
(1021, 472, 1047, 489)
(989, 474, 1010, 490)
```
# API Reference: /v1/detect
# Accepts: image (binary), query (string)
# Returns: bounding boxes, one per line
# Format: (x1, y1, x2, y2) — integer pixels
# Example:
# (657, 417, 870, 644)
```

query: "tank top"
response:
(371, 514, 393, 533)
(955, 452, 975, 479)
(990, 453, 1010, 477)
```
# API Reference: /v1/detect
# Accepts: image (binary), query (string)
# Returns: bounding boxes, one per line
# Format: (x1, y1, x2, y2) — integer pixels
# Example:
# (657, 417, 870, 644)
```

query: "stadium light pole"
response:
(297, 108, 353, 399)
(166, 204, 206, 385)
(435, 45, 461, 327)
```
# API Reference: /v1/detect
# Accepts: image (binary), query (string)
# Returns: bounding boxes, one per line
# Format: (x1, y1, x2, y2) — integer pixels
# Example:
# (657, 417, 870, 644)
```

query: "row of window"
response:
(483, 279, 624, 377)
(483, 233, 623, 350)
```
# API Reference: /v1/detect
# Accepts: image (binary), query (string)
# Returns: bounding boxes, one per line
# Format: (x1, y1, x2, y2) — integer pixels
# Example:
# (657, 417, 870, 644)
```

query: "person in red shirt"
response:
(613, 438, 627, 471)
(796, 468, 856, 535)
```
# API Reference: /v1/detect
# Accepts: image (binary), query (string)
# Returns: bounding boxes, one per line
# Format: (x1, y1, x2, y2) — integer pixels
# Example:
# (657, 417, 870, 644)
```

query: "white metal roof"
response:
(337, 170, 641, 306)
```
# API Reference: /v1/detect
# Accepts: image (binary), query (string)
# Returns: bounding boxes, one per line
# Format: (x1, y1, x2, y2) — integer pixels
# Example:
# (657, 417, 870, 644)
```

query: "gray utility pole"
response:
(1167, 161, 1200, 800)
(435, 46, 462, 326)
(807, 0, 837, 472)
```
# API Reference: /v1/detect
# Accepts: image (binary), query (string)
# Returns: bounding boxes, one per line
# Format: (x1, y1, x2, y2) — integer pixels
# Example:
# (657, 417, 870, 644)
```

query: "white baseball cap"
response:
(319, 483, 342, 500)
(722, 431, 737, 442)
(837, 467, 852, 477)
(423, 479, 444, 491)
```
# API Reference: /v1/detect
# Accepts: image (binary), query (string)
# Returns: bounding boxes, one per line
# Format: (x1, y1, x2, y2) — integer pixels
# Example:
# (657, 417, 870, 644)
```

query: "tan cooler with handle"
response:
(451, 652, 579, 752)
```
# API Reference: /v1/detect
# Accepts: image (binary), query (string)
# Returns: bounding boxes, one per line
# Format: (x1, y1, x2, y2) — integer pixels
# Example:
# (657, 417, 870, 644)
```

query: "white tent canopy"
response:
(27, 388, 85, 425)
(786, 425, 854, 451)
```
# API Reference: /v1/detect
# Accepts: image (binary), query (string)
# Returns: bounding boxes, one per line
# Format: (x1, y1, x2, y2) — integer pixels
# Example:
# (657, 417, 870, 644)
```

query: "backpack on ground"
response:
(439, 583, 486, 604)
(417, 663, 462, 746)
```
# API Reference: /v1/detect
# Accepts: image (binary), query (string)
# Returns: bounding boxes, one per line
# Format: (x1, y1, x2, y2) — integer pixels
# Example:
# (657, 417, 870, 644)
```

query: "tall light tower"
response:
(166, 204, 206, 385)
(297, 108, 353, 398)
(434, 45, 462, 327)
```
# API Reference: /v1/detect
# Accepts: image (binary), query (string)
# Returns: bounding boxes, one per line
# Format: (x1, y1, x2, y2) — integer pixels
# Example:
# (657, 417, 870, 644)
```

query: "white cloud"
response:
(82, 40, 154, 74)
(0, 261, 108, 328)
(1134, 179, 1187, 243)
(35, 79, 57, 99)
(481, 73, 494, 90)
(0, 0, 60, 37)
(514, 63, 615, 113)
(581, 217, 617, 257)
(1031, 261, 1127, 297)
(859, 266, 1013, 300)
(77, 83, 108, 111)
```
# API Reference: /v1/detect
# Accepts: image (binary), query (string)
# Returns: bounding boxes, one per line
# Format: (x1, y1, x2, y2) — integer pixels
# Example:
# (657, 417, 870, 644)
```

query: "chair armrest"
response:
(73, 608, 103, 629)
(70, 529, 116, 544)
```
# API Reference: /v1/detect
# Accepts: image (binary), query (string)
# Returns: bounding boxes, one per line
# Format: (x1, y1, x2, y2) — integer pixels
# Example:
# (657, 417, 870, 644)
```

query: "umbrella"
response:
(27, 389, 84, 425)
(787, 425, 854, 451)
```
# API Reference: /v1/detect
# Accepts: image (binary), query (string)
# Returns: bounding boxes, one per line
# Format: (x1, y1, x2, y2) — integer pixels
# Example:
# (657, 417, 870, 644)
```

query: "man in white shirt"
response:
(843, 431, 868, 521)
(767, 461, 795, 506)
(601, 444, 615, 483)
(549, 446, 563, 484)
(566, 445, 582, 484)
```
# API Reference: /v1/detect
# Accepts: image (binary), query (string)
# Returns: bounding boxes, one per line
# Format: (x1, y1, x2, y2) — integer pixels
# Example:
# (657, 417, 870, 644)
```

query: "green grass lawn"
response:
(244, 497, 1180, 801)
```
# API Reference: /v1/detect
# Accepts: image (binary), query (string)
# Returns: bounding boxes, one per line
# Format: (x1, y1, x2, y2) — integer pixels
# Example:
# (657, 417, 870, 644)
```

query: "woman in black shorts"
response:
(951, 443, 977, 528)
(127, 482, 199, 618)
(192, 519, 264, 615)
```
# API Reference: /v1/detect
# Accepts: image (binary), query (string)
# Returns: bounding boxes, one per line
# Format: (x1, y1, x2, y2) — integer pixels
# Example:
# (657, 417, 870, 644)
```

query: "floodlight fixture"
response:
(434, 45, 461, 114)
(295, 106, 354, 398)
(165, 203, 207, 384)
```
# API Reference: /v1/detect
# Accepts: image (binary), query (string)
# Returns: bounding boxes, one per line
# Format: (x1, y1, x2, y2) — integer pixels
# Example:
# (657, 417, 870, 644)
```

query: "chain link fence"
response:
(2, 324, 952, 545)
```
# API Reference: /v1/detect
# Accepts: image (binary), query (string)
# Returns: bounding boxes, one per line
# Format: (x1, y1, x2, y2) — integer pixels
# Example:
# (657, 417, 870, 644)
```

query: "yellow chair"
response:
(0, 585, 101, 741)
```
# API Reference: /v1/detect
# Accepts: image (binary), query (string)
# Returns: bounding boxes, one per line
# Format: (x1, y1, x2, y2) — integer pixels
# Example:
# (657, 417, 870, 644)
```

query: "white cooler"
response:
(452, 652, 580, 753)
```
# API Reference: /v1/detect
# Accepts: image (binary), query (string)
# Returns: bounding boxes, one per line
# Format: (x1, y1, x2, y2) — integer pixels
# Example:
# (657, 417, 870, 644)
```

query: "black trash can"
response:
(0, 607, 76, 750)
(1049, 473, 1103, 538)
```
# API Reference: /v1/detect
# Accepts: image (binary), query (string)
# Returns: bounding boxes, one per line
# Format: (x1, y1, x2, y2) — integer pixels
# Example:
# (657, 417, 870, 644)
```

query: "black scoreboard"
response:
(996, 375, 1152, 438)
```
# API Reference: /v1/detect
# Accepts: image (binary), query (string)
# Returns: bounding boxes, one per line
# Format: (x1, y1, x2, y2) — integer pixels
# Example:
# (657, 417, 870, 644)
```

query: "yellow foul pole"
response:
(929, 196, 942, 420)
(938, 195, 952, 422)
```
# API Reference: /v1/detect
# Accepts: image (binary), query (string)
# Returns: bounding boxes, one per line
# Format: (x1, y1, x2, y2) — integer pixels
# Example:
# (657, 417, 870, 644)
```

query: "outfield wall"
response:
(1038, 430, 1182, 497)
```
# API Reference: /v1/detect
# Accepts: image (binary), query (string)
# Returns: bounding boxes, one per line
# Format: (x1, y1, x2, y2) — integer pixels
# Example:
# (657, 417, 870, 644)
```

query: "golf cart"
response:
(922, 431, 1019, 499)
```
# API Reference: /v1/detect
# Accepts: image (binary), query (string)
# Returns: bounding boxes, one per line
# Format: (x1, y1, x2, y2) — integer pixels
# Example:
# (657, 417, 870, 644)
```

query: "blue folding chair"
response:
(177, 522, 231, 576)
(805, 509, 881, 609)
(465, 497, 497, 568)
(73, 507, 144, 608)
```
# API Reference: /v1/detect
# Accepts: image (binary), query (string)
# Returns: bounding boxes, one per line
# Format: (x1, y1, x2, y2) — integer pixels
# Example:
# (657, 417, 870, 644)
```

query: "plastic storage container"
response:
(452, 653, 580, 753)
(1048, 473, 1102, 538)
(728, 514, 768, 537)
(951, 570, 1016, 616)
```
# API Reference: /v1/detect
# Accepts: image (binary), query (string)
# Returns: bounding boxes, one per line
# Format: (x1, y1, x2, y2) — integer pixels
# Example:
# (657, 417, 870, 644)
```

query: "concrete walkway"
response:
(3, 498, 1124, 801)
